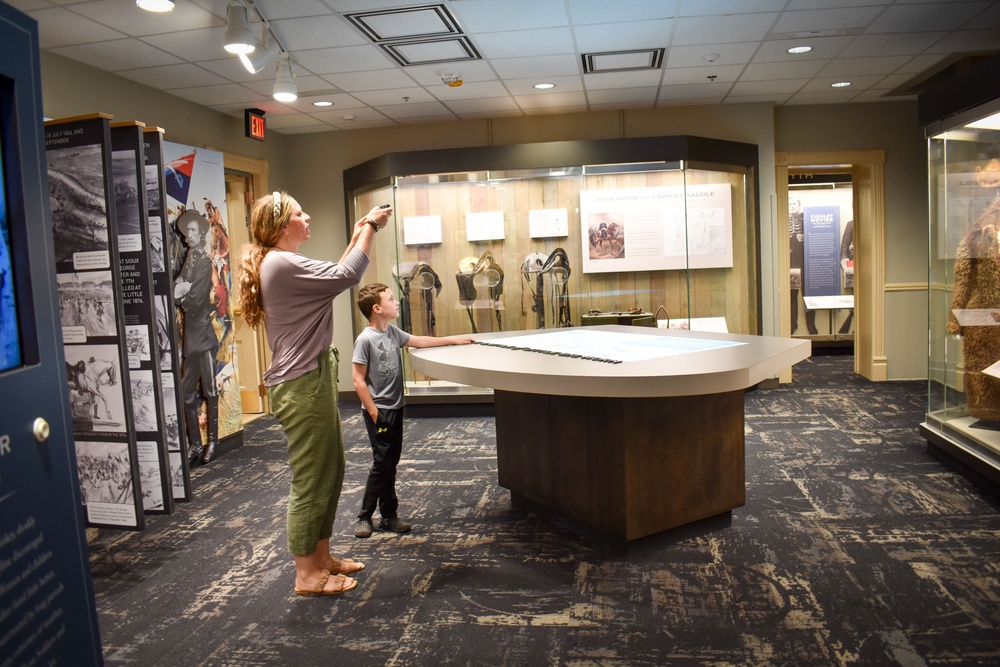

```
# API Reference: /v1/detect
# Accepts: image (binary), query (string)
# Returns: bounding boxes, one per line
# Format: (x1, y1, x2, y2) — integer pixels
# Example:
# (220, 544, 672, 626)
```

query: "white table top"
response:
(409, 325, 811, 398)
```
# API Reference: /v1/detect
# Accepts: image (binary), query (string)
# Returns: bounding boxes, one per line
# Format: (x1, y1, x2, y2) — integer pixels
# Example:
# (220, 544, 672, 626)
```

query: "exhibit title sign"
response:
(579, 184, 733, 274)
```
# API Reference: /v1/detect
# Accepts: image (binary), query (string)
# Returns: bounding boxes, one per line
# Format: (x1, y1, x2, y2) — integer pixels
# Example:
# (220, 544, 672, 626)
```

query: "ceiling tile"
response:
(473, 27, 575, 59)
(930, 29, 1000, 53)
(116, 63, 228, 89)
(514, 92, 588, 109)
(573, 20, 672, 53)
(839, 32, 948, 57)
(800, 74, 886, 92)
(679, 0, 787, 15)
(818, 56, 913, 77)
(168, 83, 263, 106)
(378, 101, 457, 119)
(321, 68, 419, 92)
(586, 87, 659, 105)
(28, 7, 126, 48)
(662, 65, 744, 85)
(673, 13, 778, 46)
(582, 69, 664, 90)
(141, 26, 230, 62)
(742, 60, 827, 81)
(351, 87, 438, 105)
(49, 38, 182, 71)
(271, 14, 367, 51)
(657, 82, 732, 101)
(752, 36, 856, 62)
(491, 55, 580, 79)
(568, 0, 675, 24)
(503, 75, 584, 95)
(292, 45, 395, 75)
(729, 79, 808, 96)
(68, 0, 221, 36)
(867, 2, 991, 32)
(771, 7, 883, 34)
(449, 0, 570, 33)
(667, 43, 759, 68)
(445, 96, 521, 114)
(427, 80, 511, 100)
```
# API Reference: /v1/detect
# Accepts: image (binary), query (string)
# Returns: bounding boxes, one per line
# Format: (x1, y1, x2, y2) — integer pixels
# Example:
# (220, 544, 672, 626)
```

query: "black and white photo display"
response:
(45, 114, 144, 530)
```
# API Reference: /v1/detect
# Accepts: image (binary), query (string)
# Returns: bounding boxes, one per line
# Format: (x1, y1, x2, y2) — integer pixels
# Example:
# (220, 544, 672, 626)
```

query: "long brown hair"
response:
(239, 191, 292, 329)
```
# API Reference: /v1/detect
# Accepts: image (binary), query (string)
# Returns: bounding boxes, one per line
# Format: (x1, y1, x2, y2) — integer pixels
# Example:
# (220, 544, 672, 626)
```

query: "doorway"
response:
(787, 170, 855, 350)
(221, 152, 270, 414)
(777, 150, 887, 381)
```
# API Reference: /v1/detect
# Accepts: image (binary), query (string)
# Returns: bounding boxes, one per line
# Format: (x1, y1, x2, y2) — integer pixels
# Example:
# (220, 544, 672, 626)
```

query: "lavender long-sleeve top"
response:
(260, 247, 369, 386)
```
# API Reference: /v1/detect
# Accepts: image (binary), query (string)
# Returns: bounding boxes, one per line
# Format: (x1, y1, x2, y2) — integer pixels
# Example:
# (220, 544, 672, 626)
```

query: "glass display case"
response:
(344, 136, 760, 399)
(923, 101, 1000, 482)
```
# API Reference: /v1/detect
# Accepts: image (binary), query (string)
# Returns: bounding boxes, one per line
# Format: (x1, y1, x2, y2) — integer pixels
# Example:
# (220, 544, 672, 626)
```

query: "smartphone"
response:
(379, 204, 391, 209)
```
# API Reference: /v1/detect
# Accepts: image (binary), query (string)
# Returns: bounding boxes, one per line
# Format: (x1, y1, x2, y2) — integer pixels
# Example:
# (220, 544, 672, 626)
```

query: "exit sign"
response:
(244, 108, 265, 141)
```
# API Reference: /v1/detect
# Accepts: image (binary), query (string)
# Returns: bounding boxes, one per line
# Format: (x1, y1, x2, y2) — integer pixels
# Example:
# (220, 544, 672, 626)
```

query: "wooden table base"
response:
(494, 389, 746, 542)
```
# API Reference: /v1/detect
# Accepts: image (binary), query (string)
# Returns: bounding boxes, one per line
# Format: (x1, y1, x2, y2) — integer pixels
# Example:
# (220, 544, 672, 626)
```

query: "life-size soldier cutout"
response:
(174, 210, 220, 464)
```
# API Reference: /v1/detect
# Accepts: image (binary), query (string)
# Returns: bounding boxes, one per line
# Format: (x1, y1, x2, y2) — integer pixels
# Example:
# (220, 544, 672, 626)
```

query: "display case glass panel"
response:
(347, 140, 758, 398)
(926, 105, 1000, 467)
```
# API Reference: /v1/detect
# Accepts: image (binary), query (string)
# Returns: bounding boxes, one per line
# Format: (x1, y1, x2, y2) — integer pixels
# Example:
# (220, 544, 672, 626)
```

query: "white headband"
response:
(272, 191, 281, 219)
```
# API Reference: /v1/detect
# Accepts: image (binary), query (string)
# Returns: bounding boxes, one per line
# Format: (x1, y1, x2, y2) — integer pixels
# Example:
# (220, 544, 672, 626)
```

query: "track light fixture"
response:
(240, 24, 280, 74)
(136, 0, 175, 10)
(272, 54, 297, 102)
(224, 1, 255, 55)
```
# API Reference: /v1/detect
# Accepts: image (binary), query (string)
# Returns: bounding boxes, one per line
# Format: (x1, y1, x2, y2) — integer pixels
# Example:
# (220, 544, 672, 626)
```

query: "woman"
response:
(240, 191, 391, 595)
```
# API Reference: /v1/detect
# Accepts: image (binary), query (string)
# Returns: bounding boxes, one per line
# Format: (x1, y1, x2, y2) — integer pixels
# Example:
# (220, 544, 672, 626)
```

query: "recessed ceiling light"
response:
(534, 83, 556, 90)
(787, 46, 812, 55)
(831, 81, 852, 88)
(136, 0, 175, 11)
(312, 101, 333, 107)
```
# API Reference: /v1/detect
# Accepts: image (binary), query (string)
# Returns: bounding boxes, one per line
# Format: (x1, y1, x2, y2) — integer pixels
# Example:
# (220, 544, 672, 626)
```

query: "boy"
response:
(352, 283, 474, 538)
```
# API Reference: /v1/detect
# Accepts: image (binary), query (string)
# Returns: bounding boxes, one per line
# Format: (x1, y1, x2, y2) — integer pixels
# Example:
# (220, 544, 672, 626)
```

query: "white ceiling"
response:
(13, 0, 1000, 134)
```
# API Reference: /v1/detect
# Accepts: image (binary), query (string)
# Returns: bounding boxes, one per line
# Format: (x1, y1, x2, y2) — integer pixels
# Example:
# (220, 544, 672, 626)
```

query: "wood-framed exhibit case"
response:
(410, 326, 811, 543)
(344, 135, 761, 400)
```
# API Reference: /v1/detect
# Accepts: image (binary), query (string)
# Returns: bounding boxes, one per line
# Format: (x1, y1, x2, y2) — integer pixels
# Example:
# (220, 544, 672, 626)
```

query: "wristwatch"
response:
(365, 217, 379, 232)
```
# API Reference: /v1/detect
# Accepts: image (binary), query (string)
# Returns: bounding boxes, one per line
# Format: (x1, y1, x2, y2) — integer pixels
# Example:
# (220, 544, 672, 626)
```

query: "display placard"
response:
(529, 208, 568, 238)
(803, 205, 841, 297)
(579, 184, 733, 274)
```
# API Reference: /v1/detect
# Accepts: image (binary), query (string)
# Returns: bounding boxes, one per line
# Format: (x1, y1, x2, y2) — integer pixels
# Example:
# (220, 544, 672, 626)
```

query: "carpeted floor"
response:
(87, 354, 1000, 666)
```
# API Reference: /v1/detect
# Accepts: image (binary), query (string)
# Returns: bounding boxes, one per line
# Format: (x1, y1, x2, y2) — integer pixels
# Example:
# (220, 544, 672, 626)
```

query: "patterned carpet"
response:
(88, 354, 1000, 666)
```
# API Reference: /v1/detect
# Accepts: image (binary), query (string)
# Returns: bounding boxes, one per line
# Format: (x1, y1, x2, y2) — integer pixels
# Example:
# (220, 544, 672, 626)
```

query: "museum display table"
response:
(410, 325, 811, 542)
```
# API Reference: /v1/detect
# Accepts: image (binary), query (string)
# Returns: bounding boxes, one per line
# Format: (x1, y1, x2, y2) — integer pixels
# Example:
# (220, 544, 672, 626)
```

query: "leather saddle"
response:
(455, 250, 504, 332)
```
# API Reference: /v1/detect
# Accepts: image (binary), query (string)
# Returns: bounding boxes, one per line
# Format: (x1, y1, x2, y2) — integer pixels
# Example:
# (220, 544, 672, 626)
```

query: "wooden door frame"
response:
(776, 149, 887, 381)
(223, 151, 271, 411)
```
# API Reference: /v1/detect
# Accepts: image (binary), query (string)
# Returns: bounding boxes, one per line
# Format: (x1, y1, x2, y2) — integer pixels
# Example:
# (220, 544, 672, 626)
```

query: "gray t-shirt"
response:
(353, 324, 411, 410)
(260, 248, 369, 386)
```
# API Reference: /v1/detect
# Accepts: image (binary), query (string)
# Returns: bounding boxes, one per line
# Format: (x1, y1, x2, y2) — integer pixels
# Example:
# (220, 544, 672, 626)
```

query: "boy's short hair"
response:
(357, 282, 390, 320)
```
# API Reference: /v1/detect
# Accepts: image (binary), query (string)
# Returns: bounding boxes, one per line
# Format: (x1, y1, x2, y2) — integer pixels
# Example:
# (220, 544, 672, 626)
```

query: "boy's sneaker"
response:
(354, 518, 373, 538)
(379, 517, 412, 533)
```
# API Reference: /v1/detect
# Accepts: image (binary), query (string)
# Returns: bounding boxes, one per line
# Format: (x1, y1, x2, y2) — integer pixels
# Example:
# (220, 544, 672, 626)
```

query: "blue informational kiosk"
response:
(0, 2, 104, 664)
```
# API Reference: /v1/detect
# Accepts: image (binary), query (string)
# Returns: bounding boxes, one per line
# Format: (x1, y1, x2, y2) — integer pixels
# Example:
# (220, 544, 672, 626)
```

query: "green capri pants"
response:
(267, 347, 345, 556)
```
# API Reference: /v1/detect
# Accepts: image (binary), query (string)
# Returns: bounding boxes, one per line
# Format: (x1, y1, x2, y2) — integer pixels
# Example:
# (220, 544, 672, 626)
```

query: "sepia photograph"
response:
(144, 163, 161, 212)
